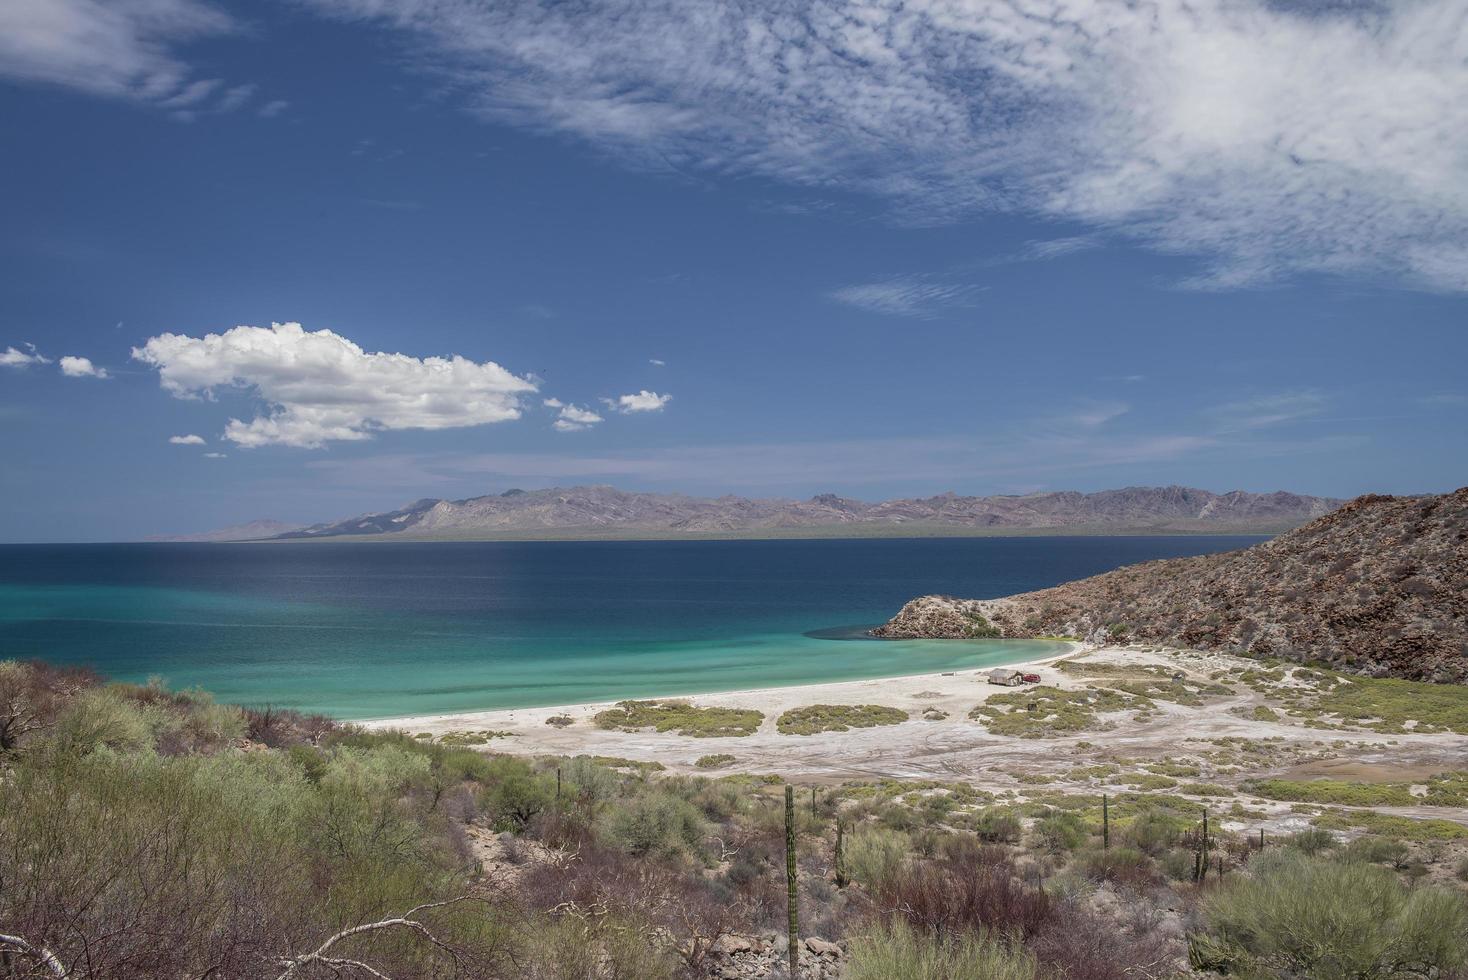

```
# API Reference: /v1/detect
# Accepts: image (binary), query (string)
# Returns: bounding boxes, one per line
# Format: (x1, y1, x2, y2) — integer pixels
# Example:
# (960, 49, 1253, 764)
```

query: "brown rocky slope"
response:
(875, 488, 1468, 683)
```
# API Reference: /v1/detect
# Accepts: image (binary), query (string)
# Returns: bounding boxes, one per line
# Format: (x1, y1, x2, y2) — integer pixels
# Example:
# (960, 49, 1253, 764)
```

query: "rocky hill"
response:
(876, 488, 1468, 683)
(252, 484, 1342, 540)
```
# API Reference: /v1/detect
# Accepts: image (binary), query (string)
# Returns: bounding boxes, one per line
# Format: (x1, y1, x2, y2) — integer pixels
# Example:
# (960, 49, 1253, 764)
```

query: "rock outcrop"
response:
(876, 488, 1468, 683)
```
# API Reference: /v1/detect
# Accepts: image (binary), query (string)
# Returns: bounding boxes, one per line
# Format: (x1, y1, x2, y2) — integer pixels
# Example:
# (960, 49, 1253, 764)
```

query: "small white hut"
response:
(987, 668, 1025, 687)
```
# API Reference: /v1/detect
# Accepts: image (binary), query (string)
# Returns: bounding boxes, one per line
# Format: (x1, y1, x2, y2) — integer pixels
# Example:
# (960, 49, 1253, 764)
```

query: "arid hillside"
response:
(877, 488, 1468, 683)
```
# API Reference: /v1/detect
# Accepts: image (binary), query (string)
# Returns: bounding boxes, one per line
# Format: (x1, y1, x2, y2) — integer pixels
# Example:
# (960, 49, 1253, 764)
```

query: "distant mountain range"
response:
(149, 519, 305, 543)
(161, 485, 1347, 541)
(876, 487, 1468, 682)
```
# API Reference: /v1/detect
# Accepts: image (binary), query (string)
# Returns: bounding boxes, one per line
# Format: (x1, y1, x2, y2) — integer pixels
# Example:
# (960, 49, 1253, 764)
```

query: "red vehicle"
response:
(1021, 673, 1042, 684)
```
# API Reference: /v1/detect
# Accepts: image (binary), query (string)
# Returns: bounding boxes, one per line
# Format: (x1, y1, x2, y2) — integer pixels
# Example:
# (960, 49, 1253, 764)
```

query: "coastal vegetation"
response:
(776, 704, 908, 735)
(968, 685, 1150, 737)
(3, 659, 1468, 979)
(592, 699, 764, 737)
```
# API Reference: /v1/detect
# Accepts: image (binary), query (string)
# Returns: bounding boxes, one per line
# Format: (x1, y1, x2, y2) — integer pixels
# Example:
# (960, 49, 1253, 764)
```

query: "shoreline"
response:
(357, 642, 1086, 732)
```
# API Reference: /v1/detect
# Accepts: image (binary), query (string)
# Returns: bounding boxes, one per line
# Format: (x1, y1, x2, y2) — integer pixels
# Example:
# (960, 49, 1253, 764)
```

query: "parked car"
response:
(1021, 673, 1042, 683)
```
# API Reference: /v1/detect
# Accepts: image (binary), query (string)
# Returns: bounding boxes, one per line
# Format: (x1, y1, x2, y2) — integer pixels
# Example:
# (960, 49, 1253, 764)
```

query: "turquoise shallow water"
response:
(0, 536, 1260, 719)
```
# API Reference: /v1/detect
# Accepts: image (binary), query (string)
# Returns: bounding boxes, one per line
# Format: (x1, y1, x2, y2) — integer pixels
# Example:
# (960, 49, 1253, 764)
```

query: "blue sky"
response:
(1, 0, 1465, 541)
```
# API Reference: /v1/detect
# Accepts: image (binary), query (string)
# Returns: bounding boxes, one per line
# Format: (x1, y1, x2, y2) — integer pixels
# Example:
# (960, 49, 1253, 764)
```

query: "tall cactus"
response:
(1102, 794, 1110, 850)
(834, 818, 847, 888)
(785, 784, 799, 978)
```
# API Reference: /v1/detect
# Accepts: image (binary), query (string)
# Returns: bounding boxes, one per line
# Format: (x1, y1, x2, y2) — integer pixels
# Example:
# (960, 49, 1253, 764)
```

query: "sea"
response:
(0, 536, 1260, 719)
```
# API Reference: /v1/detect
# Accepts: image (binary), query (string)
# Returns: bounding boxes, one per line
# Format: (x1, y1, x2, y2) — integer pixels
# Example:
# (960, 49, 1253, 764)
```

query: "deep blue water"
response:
(0, 536, 1260, 718)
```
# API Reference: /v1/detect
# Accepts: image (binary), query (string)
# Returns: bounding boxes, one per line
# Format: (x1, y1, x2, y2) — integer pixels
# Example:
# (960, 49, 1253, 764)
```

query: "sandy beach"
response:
(360, 642, 1468, 837)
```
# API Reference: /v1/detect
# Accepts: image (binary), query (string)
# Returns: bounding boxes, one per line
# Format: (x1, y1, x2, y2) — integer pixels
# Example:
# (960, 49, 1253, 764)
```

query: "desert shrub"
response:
(544, 714, 574, 727)
(46, 688, 155, 756)
(846, 921, 1039, 980)
(1074, 847, 1160, 888)
(0, 660, 101, 753)
(519, 911, 678, 980)
(605, 790, 706, 858)
(1032, 810, 1087, 853)
(593, 699, 763, 737)
(1124, 809, 1182, 855)
(845, 827, 911, 891)
(874, 848, 1052, 940)
(695, 753, 735, 769)
(1032, 899, 1180, 980)
(1197, 849, 1468, 978)
(1339, 836, 1412, 869)
(479, 756, 555, 831)
(777, 703, 908, 735)
(1159, 847, 1199, 881)
(974, 808, 1023, 843)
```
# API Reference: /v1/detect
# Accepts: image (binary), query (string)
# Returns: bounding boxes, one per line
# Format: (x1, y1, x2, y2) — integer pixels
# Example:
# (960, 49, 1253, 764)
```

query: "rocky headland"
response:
(876, 487, 1468, 683)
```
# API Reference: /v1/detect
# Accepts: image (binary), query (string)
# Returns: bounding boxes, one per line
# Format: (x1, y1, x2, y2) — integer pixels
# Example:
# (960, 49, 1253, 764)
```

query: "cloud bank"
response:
(299, 0, 1468, 291)
(132, 321, 537, 448)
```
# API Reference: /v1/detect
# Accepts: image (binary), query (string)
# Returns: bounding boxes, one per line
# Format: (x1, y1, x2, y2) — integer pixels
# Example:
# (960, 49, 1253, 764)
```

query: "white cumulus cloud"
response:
(169, 433, 206, 445)
(299, 0, 1468, 291)
(604, 390, 672, 414)
(550, 402, 604, 432)
(59, 356, 108, 378)
(132, 321, 537, 448)
(0, 344, 50, 368)
(203, 451, 227, 458)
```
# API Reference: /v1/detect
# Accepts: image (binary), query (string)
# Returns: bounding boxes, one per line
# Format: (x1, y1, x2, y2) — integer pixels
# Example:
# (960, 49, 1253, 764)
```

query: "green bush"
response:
(694, 753, 735, 769)
(1198, 849, 1468, 977)
(1338, 836, 1411, 869)
(776, 704, 908, 735)
(479, 757, 554, 831)
(593, 699, 763, 737)
(1032, 810, 1087, 853)
(973, 808, 1023, 843)
(846, 922, 1038, 980)
(605, 791, 706, 858)
(845, 827, 910, 891)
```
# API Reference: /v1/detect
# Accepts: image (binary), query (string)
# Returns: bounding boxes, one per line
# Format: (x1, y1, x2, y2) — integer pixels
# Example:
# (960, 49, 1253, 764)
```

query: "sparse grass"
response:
(437, 729, 515, 746)
(970, 686, 1149, 738)
(776, 703, 908, 735)
(1312, 810, 1468, 841)
(1309, 676, 1468, 734)
(1250, 705, 1280, 722)
(1118, 773, 1179, 791)
(1178, 783, 1234, 797)
(592, 699, 763, 737)
(693, 753, 735, 769)
(544, 714, 574, 728)
(1245, 772, 1468, 808)
(921, 707, 949, 721)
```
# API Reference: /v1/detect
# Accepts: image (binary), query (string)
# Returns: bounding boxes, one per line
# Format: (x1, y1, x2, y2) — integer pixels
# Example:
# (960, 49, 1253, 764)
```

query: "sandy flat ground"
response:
(361, 643, 1468, 836)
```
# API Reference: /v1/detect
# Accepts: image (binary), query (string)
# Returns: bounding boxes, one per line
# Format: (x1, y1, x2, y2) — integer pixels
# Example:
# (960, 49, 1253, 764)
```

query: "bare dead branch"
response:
(0, 933, 68, 978)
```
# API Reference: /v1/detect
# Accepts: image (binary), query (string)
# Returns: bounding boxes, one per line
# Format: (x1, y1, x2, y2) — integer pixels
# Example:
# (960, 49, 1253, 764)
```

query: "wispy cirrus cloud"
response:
(0, 0, 270, 117)
(296, 0, 1468, 292)
(830, 275, 979, 318)
(1208, 391, 1329, 432)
